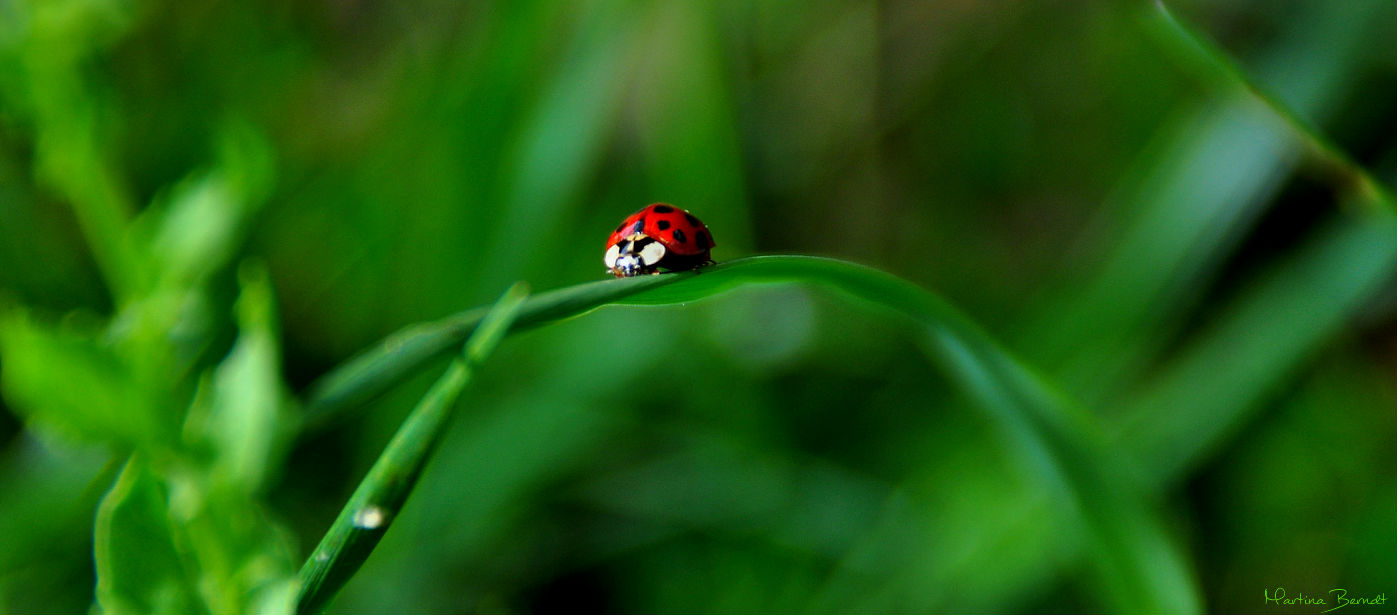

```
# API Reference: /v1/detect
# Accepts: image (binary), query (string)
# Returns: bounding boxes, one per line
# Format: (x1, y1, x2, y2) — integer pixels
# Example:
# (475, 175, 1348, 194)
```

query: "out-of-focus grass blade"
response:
(631, 2, 752, 250)
(1016, 0, 1394, 404)
(1143, 2, 1396, 218)
(3, 0, 145, 301)
(472, 3, 636, 295)
(1087, 1, 1397, 486)
(1018, 98, 1293, 399)
(1118, 205, 1397, 488)
(1147, 1, 1393, 150)
(294, 282, 529, 615)
(301, 257, 1201, 612)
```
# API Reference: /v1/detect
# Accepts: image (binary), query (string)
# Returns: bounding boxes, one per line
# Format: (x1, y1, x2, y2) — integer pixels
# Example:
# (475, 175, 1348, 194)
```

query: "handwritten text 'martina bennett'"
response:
(1265, 588, 1387, 613)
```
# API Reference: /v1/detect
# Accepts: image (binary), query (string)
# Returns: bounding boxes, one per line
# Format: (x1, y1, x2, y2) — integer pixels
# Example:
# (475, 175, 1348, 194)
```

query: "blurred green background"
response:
(1, 0, 1394, 613)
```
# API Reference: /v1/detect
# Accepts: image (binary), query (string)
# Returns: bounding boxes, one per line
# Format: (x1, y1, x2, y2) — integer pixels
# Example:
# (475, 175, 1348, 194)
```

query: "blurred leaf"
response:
(184, 262, 287, 493)
(160, 262, 299, 615)
(2, 0, 144, 300)
(102, 121, 276, 390)
(93, 442, 300, 615)
(297, 282, 529, 615)
(0, 311, 172, 449)
(94, 458, 204, 615)
(165, 472, 299, 615)
(137, 121, 276, 291)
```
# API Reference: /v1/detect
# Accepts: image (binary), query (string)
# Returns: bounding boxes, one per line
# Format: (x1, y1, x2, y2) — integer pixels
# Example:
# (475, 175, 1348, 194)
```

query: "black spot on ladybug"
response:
(615, 222, 627, 233)
(695, 232, 710, 250)
(672, 229, 687, 244)
(651, 204, 674, 214)
(684, 212, 700, 227)
(656, 220, 671, 231)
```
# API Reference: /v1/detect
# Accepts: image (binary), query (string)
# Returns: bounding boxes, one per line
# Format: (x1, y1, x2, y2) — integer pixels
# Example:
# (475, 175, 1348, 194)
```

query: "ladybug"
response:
(604, 203, 715, 277)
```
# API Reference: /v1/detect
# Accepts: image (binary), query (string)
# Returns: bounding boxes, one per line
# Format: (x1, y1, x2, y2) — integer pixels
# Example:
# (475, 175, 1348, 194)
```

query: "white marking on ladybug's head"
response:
(639, 239, 666, 266)
(604, 243, 621, 269)
(612, 253, 643, 277)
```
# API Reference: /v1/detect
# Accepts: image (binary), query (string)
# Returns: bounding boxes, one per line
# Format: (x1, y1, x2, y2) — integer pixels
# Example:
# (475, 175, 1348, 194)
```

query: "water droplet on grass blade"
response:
(353, 505, 389, 530)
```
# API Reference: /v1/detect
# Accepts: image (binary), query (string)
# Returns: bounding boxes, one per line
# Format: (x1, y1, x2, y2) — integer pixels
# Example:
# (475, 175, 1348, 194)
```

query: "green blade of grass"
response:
(301, 256, 1200, 612)
(1146, 0, 1395, 190)
(1118, 204, 1397, 489)
(294, 282, 530, 615)
(306, 256, 1096, 445)
(300, 272, 681, 429)
(666, 257, 1200, 613)
(1015, 0, 1394, 408)
(1098, 1, 1397, 486)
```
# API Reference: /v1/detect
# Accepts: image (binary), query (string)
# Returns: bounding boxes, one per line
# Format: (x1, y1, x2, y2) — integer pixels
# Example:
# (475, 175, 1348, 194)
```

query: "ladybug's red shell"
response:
(606, 203, 715, 256)
(604, 203, 715, 277)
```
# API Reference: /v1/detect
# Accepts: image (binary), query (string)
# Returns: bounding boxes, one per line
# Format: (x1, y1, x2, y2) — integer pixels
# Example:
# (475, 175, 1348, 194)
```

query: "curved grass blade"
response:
(631, 257, 1202, 612)
(294, 282, 530, 615)
(301, 256, 1200, 612)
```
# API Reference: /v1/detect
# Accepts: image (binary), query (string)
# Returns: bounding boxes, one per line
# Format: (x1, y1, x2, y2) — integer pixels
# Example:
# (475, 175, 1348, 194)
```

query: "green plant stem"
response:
(294, 282, 529, 615)
(300, 257, 1201, 612)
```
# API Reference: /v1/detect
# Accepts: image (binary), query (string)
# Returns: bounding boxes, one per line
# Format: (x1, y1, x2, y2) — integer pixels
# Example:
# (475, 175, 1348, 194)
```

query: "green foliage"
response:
(0, 312, 171, 448)
(1, 0, 1392, 613)
(2, 4, 296, 611)
(308, 256, 1205, 612)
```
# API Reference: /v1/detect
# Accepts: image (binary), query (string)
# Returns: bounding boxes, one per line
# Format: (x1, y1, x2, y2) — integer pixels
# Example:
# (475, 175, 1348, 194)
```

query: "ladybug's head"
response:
(605, 234, 666, 278)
